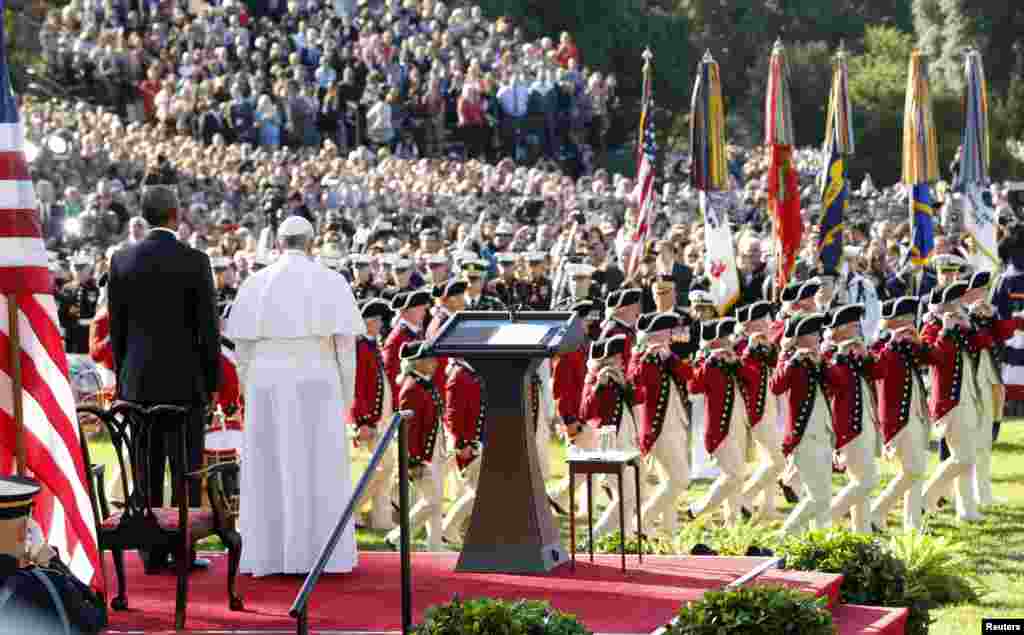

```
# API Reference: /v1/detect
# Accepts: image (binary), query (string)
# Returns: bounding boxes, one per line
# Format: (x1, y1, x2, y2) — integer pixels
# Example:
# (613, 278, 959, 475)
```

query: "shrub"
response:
(663, 584, 833, 635)
(674, 519, 782, 557)
(781, 528, 932, 635)
(887, 530, 984, 606)
(577, 530, 676, 555)
(415, 597, 591, 635)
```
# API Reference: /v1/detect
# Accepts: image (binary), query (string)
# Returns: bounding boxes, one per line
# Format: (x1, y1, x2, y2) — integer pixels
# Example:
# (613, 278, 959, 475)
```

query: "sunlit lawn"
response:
(85, 420, 1024, 631)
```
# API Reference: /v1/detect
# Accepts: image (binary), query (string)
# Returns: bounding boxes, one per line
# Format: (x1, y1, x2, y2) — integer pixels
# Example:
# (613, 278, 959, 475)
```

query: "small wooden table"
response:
(567, 450, 643, 572)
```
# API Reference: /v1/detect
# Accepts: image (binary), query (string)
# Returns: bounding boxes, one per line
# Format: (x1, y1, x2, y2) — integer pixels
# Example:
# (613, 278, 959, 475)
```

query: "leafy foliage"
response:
(781, 528, 932, 635)
(673, 517, 781, 556)
(887, 530, 984, 606)
(664, 584, 833, 635)
(577, 530, 676, 555)
(415, 597, 591, 635)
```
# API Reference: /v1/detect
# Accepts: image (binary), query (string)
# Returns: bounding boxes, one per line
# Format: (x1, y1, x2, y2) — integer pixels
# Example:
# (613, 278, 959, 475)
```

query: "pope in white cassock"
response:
(226, 216, 366, 576)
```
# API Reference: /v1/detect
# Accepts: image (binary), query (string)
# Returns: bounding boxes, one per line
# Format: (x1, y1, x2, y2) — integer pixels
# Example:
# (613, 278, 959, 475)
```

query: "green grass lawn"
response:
(84, 420, 1024, 631)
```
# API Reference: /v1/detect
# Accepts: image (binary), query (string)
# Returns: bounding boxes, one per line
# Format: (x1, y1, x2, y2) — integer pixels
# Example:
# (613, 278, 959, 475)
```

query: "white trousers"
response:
(830, 423, 880, 533)
(741, 417, 785, 516)
(975, 383, 1001, 505)
(870, 416, 928, 532)
(641, 391, 689, 535)
(551, 423, 599, 512)
(691, 400, 746, 526)
(924, 404, 980, 520)
(594, 416, 639, 537)
(387, 439, 446, 550)
(782, 435, 833, 535)
(689, 396, 719, 479)
(442, 458, 481, 541)
(360, 424, 398, 530)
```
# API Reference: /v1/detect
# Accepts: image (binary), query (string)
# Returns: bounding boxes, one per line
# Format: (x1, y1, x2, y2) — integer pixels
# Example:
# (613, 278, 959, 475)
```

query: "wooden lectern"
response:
(429, 311, 584, 574)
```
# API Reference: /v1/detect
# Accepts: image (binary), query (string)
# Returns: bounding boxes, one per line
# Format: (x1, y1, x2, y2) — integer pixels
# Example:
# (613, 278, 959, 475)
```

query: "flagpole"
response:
(7, 293, 26, 476)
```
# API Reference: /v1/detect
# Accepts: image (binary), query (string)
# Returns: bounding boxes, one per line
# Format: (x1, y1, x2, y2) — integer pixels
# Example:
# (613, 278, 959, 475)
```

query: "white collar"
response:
(150, 227, 177, 238)
(399, 318, 420, 334)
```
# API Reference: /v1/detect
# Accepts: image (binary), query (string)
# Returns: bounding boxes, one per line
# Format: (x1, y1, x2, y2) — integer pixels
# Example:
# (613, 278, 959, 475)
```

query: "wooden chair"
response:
(77, 401, 243, 630)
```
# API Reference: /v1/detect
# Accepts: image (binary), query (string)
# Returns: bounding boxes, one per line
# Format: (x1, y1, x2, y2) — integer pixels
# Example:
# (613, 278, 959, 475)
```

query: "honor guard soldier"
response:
(440, 354, 488, 545)
(349, 299, 397, 531)
(383, 257, 421, 303)
(961, 271, 1024, 506)
(867, 297, 932, 532)
(350, 254, 384, 302)
(823, 304, 880, 533)
(551, 300, 603, 515)
(735, 300, 786, 520)
(57, 254, 100, 354)
(212, 256, 237, 319)
(386, 341, 446, 551)
(920, 282, 984, 523)
(651, 275, 696, 359)
(487, 253, 521, 307)
(581, 334, 641, 538)
(553, 262, 602, 312)
(687, 289, 721, 480)
(382, 289, 432, 411)
(685, 318, 750, 526)
(601, 288, 643, 374)
(630, 312, 693, 534)
(462, 258, 506, 310)
(427, 279, 469, 401)
(771, 313, 834, 535)
(521, 252, 553, 309)
(425, 253, 451, 292)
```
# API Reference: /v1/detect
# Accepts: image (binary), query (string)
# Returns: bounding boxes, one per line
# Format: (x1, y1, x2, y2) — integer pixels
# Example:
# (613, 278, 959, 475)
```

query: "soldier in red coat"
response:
(579, 334, 640, 538)
(771, 313, 834, 535)
(426, 279, 468, 402)
(686, 290, 721, 481)
(822, 304, 879, 533)
(685, 318, 751, 527)
(920, 282, 984, 523)
(382, 289, 432, 411)
(735, 301, 786, 520)
(630, 311, 692, 534)
(600, 288, 643, 375)
(550, 300, 602, 515)
(385, 341, 446, 551)
(440, 357, 487, 544)
(349, 299, 396, 530)
(867, 297, 933, 532)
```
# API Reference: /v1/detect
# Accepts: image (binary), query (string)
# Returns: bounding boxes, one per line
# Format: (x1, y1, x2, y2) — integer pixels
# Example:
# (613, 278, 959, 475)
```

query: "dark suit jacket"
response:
(108, 229, 220, 404)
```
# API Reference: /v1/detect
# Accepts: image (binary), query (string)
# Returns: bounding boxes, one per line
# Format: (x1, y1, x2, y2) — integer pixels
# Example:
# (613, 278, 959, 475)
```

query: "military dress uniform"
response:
(580, 335, 640, 538)
(920, 282, 983, 522)
(687, 290, 720, 481)
(630, 312, 692, 534)
(440, 358, 488, 543)
(486, 275, 522, 308)
(463, 291, 506, 311)
(386, 343, 446, 551)
(735, 301, 786, 519)
(382, 290, 432, 411)
(822, 305, 880, 534)
(348, 302, 396, 530)
(867, 297, 932, 532)
(771, 314, 834, 535)
(57, 277, 100, 354)
(686, 319, 750, 527)
(600, 288, 642, 375)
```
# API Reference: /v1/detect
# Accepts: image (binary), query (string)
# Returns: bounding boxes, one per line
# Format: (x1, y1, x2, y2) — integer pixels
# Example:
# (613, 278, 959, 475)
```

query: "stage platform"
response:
(102, 551, 906, 635)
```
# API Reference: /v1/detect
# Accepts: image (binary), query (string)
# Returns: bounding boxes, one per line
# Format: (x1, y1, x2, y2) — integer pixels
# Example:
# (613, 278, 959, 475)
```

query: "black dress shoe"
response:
(684, 507, 696, 522)
(779, 480, 800, 504)
(384, 536, 398, 551)
(691, 543, 718, 556)
(741, 507, 753, 521)
(870, 522, 884, 534)
(937, 497, 948, 509)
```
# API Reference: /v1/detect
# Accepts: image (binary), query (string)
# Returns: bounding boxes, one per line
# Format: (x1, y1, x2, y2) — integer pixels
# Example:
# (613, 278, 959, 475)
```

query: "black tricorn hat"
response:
(399, 340, 435, 361)
(780, 281, 802, 303)
(360, 298, 391, 320)
(880, 296, 918, 320)
(607, 288, 642, 309)
(391, 289, 432, 311)
(432, 279, 468, 299)
(638, 311, 681, 334)
(784, 313, 826, 339)
(571, 299, 601, 321)
(590, 334, 628, 360)
(929, 281, 968, 306)
(737, 300, 773, 323)
(966, 270, 992, 290)
(827, 304, 865, 329)
(700, 318, 737, 342)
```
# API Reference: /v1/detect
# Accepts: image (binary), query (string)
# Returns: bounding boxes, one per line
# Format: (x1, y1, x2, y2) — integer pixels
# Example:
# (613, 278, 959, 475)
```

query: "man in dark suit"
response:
(107, 186, 220, 569)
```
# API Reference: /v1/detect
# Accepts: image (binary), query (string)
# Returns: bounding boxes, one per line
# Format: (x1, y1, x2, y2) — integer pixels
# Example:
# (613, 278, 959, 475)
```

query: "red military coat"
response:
(349, 335, 388, 428)
(629, 351, 691, 455)
(398, 373, 443, 468)
(769, 353, 828, 456)
(967, 314, 1024, 378)
(737, 341, 776, 428)
(688, 355, 744, 455)
(383, 320, 420, 410)
(920, 322, 985, 421)
(88, 305, 115, 371)
(867, 337, 931, 443)
(599, 319, 636, 374)
(218, 340, 242, 422)
(580, 371, 630, 431)
(823, 347, 873, 450)
(426, 308, 452, 401)
(445, 359, 487, 471)
(552, 348, 587, 424)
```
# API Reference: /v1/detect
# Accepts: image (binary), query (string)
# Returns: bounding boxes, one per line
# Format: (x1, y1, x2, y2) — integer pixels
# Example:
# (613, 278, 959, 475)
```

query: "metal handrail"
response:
(290, 409, 414, 635)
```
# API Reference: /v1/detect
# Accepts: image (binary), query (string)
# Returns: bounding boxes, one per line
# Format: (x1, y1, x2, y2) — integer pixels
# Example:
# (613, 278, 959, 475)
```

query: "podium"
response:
(429, 311, 585, 573)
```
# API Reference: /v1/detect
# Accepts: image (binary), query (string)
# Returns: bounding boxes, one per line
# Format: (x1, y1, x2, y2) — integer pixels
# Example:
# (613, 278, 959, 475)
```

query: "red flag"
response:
(768, 145, 802, 291)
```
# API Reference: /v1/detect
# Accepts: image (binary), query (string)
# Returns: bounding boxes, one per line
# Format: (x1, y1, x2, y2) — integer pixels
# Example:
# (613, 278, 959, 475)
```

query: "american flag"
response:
(0, 7, 101, 588)
(627, 100, 657, 279)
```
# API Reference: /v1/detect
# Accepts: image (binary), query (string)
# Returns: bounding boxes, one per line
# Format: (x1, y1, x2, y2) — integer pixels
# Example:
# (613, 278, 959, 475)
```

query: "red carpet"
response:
(102, 551, 844, 633)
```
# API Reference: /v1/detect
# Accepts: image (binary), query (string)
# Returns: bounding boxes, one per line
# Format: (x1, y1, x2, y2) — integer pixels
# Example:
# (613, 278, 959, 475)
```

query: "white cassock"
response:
(226, 250, 366, 577)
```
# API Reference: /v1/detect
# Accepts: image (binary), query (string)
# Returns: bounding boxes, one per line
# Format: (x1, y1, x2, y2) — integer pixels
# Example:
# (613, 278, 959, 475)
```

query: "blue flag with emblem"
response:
(910, 183, 935, 266)
(817, 141, 846, 272)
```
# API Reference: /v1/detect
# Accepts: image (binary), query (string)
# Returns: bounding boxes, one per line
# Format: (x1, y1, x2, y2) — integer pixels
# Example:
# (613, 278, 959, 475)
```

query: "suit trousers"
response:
(641, 391, 690, 535)
(924, 405, 980, 520)
(782, 432, 833, 535)
(442, 457, 481, 541)
(551, 423, 599, 512)
(741, 418, 786, 516)
(594, 417, 639, 538)
(145, 405, 206, 509)
(870, 417, 928, 531)
(387, 439, 446, 550)
(361, 424, 397, 530)
(830, 425, 880, 533)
